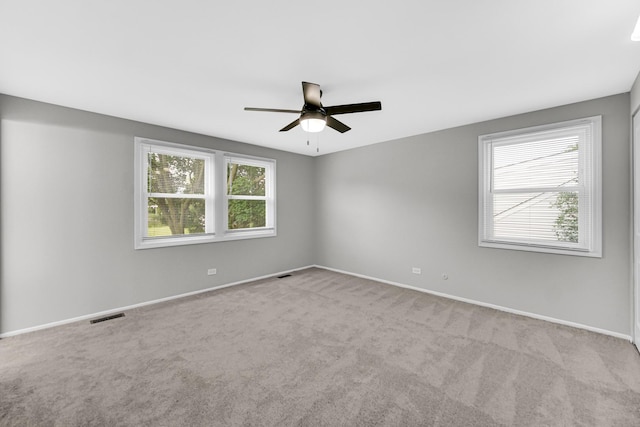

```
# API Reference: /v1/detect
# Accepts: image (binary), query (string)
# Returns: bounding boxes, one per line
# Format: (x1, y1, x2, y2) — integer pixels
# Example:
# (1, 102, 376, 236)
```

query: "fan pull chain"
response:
(316, 134, 320, 153)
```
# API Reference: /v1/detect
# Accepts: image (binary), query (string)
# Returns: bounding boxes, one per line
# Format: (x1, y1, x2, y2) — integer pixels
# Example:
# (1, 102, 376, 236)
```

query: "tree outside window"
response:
(227, 161, 267, 229)
(147, 152, 206, 236)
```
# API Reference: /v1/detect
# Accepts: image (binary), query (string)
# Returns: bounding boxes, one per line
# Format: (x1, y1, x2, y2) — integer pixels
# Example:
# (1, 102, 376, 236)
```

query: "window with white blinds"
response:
(478, 116, 602, 257)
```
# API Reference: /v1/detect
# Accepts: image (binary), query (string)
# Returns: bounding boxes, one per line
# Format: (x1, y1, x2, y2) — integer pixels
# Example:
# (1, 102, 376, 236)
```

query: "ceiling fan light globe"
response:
(301, 118, 326, 133)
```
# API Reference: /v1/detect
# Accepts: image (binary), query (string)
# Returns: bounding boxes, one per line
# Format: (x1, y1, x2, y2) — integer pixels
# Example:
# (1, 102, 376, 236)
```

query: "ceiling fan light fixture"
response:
(300, 112, 327, 133)
(300, 118, 326, 133)
(245, 81, 381, 134)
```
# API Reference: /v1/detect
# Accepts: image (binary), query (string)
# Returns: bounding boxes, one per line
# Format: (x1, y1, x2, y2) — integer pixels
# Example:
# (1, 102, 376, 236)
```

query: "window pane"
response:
(148, 153, 205, 194)
(227, 163, 266, 196)
(228, 200, 266, 229)
(147, 198, 206, 236)
(492, 191, 578, 243)
(493, 136, 578, 190)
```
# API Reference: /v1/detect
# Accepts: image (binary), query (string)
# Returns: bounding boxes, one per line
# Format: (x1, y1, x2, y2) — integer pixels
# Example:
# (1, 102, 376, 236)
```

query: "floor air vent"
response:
(277, 274, 292, 279)
(90, 313, 125, 324)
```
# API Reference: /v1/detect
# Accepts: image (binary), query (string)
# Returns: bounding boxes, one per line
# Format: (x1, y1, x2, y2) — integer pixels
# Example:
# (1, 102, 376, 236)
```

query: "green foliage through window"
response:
(552, 192, 579, 243)
(550, 144, 579, 243)
(227, 162, 267, 229)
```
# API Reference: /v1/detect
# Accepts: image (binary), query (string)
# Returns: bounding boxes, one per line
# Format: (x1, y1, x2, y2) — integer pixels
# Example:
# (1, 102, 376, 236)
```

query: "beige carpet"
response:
(1, 267, 639, 426)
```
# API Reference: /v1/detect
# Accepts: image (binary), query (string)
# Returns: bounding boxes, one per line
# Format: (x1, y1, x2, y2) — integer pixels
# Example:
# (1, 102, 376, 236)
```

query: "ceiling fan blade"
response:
(244, 107, 300, 114)
(302, 82, 322, 107)
(279, 118, 300, 132)
(324, 101, 382, 116)
(326, 116, 351, 133)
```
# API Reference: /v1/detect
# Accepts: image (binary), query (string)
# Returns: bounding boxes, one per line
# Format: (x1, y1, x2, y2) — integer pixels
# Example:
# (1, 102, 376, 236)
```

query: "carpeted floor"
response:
(1, 267, 639, 426)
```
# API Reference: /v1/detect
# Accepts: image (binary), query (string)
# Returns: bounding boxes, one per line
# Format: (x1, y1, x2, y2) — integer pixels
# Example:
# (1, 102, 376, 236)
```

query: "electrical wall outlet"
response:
(412, 267, 421, 274)
(207, 268, 217, 275)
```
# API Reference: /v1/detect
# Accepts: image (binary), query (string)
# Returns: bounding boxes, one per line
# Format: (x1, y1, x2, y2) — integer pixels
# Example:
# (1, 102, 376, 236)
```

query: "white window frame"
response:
(223, 154, 276, 239)
(478, 116, 602, 257)
(134, 137, 276, 249)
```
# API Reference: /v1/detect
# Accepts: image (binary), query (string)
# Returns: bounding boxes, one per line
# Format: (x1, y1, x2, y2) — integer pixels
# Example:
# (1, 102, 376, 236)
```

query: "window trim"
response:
(478, 116, 602, 257)
(134, 137, 276, 249)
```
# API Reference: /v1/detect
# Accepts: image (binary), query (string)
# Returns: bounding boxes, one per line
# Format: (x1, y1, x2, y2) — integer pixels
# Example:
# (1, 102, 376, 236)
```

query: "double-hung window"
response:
(478, 116, 601, 257)
(135, 138, 276, 249)
(225, 155, 276, 237)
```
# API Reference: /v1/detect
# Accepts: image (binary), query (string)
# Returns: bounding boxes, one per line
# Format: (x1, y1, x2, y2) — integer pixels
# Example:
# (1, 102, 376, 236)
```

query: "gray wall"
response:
(1, 92, 633, 337)
(0, 94, 316, 334)
(316, 93, 631, 335)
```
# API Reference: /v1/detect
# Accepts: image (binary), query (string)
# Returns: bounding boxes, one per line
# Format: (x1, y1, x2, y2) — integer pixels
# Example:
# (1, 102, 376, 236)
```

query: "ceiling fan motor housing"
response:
(301, 106, 326, 121)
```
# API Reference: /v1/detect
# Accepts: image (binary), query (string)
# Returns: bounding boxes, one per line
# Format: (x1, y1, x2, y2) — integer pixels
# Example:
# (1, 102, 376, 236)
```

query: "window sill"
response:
(479, 240, 601, 258)
(135, 229, 276, 250)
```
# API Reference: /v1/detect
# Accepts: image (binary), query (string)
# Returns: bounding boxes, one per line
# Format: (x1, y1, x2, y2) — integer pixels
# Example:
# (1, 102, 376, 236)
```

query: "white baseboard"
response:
(0, 265, 315, 338)
(314, 265, 633, 342)
(3, 264, 631, 342)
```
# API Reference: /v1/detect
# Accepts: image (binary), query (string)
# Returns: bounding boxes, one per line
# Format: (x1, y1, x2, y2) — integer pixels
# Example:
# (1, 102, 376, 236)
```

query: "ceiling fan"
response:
(244, 82, 382, 133)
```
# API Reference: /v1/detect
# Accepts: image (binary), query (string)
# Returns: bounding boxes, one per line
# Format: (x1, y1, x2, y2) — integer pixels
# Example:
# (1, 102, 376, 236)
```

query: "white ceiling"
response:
(1, 1, 640, 156)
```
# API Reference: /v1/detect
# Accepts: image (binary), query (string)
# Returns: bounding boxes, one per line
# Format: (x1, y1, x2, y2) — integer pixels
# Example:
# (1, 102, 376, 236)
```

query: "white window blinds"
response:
(479, 117, 601, 257)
